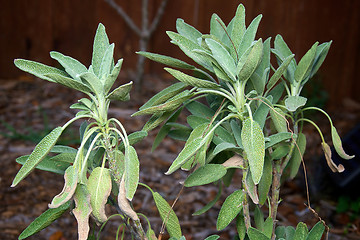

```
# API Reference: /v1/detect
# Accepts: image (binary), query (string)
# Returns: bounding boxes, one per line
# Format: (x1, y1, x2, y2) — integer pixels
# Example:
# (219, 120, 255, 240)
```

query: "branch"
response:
(149, 0, 170, 35)
(105, 0, 142, 36)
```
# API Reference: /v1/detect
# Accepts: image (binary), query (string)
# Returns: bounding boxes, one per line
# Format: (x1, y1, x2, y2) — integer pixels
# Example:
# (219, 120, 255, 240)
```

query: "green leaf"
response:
(248, 227, 270, 240)
(16, 153, 74, 175)
(306, 221, 325, 240)
(206, 38, 237, 81)
(285, 96, 307, 112)
(12, 127, 63, 187)
(294, 222, 308, 240)
(107, 81, 133, 101)
(331, 125, 354, 159)
(265, 132, 293, 149)
(152, 108, 182, 151)
(92, 23, 110, 77)
(51, 145, 77, 154)
(153, 192, 182, 238)
(79, 72, 104, 95)
(273, 35, 296, 82)
(49, 165, 78, 208)
(210, 13, 226, 40)
(267, 54, 295, 90)
(294, 42, 318, 83)
(184, 164, 227, 187)
(270, 107, 288, 133)
(213, 142, 241, 156)
(309, 41, 332, 79)
(289, 133, 306, 179)
(271, 145, 290, 160)
(140, 82, 187, 111)
(237, 14, 262, 58)
(142, 112, 173, 132)
(236, 214, 246, 240)
(263, 217, 273, 239)
(124, 146, 139, 201)
(176, 18, 202, 42)
(18, 201, 71, 240)
(44, 73, 92, 94)
(275, 225, 286, 239)
(237, 39, 263, 82)
(104, 58, 123, 93)
(231, 119, 243, 148)
(14, 59, 69, 83)
(166, 138, 203, 175)
(217, 189, 245, 231)
(73, 184, 92, 240)
(99, 43, 115, 79)
(186, 101, 215, 119)
(87, 167, 112, 223)
(253, 96, 273, 129)
(258, 157, 272, 205)
(204, 235, 220, 240)
(285, 226, 295, 239)
(193, 183, 222, 216)
(167, 31, 212, 71)
(241, 118, 265, 184)
(50, 51, 88, 81)
(165, 68, 219, 89)
(133, 90, 192, 116)
(137, 51, 194, 69)
(230, 4, 246, 58)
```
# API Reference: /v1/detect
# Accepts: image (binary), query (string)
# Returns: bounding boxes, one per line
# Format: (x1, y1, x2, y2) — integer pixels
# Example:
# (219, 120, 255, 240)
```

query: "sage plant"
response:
(11, 24, 153, 240)
(135, 4, 354, 240)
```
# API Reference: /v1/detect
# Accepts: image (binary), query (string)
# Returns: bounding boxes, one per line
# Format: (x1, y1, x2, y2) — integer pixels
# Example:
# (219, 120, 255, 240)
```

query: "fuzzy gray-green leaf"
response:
(104, 58, 123, 93)
(258, 157, 272, 205)
(331, 125, 354, 160)
(153, 192, 182, 238)
(165, 67, 219, 89)
(241, 118, 265, 184)
(237, 39, 263, 82)
(285, 96, 307, 112)
(248, 227, 270, 240)
(137, 51, 195, 69)
(217, 189, 244, 231)
(92, 23, 110, 77)
(294, 222, 308, 240)
(50, 51, 88, 81)
(294, 42, 318, 83)
(289, 133, 306, 179)
(12, 127, 63, 187)
(270, 107, 288, 133)
(237, 14, 262, 58)
(18, 201, 71, 240)
(309, 41, 332, 79)
(184, 164, 227, 187)
(176, 18, 202, 42)
(87, 167, 112, 223)
(14, 59, 69, 83)
(44, 73, 92, 94)
(267, 54, 295, 90)
(124, 146, 139, 201)
(99, 43, 115, 79)
(107, 81, 133, 101)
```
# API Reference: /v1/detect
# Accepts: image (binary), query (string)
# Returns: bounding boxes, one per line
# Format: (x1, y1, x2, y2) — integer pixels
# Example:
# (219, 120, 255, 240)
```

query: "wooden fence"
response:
(1, 0, 359, 106)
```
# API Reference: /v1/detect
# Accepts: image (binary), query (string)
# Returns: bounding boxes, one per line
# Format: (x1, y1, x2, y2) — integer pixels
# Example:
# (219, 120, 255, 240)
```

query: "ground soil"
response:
(1, 73, 359, 240)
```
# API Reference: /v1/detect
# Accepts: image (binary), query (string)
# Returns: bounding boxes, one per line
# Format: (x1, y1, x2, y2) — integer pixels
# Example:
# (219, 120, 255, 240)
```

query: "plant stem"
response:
(241, 162, 251, 230)
(270, 159, 281, 240)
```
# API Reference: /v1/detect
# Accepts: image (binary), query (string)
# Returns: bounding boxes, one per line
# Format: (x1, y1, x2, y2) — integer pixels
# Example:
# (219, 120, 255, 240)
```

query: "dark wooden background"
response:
(1, 0, 359, 106)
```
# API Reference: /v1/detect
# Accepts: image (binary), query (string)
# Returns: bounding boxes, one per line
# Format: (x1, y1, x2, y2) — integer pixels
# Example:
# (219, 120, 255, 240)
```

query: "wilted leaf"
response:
(217, 189, 244, 231)
(12, 126, 63, 187)
(321, 142, 345, 173)
(118, 176, 139, 221)
(49, 165, 78, 208)
(245, 171, 259, 204)
(73, 184, 92, 240)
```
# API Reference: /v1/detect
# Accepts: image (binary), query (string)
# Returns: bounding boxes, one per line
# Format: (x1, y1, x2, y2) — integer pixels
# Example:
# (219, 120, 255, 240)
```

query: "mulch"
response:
(1, 73, 359, 240)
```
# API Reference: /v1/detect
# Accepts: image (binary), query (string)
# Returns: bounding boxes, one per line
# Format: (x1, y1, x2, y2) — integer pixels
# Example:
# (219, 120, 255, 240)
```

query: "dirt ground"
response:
(1, 73, 359, 240)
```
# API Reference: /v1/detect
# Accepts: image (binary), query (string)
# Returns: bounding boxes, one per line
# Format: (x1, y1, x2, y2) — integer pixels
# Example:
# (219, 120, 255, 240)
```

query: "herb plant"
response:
(135, 3, 354, 240)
